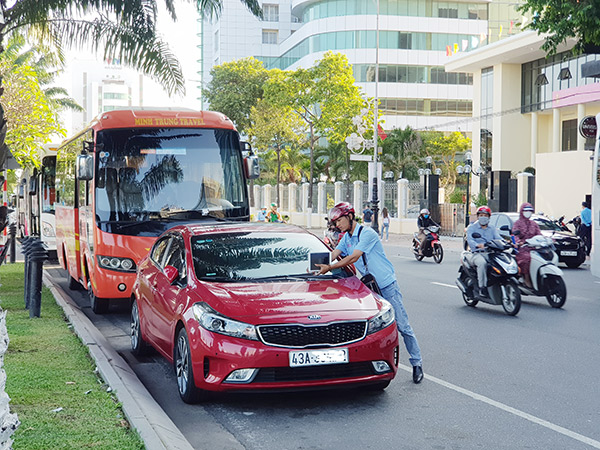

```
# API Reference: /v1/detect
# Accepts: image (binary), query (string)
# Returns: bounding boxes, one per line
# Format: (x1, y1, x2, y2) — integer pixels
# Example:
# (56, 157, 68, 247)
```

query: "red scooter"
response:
(412, 225, 443, 263)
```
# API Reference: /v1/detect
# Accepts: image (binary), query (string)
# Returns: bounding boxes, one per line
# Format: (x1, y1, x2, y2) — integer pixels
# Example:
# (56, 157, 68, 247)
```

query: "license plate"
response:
(560, 250, 577, 256)
(289, 348, 348, 367)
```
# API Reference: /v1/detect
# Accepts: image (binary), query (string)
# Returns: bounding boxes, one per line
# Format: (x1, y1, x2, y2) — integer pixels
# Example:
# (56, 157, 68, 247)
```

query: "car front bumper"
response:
(186, 321, 399, 392)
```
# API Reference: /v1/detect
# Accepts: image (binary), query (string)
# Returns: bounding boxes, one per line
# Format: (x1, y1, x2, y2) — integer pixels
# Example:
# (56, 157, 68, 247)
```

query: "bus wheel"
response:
(88, 281, 109, 314)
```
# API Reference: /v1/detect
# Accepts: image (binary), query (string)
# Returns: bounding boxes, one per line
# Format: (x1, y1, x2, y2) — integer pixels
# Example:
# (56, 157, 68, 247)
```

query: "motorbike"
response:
(455, 234, 522, 316)
(513, 233, 567, 308)
(323, 218, 342, 248)
(412, 225, 443, 263)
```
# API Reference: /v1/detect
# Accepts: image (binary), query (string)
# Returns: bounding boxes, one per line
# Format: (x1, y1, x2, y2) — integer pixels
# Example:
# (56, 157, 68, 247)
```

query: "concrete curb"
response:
(43, 272, 194, 450)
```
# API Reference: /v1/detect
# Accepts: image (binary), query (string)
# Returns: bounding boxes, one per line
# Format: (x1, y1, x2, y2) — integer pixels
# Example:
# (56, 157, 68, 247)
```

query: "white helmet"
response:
(420, 208, 430, 215)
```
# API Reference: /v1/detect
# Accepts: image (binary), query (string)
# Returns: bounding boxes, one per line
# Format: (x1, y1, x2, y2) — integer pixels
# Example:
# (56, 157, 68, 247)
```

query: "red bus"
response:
(55, 108, 259, 313)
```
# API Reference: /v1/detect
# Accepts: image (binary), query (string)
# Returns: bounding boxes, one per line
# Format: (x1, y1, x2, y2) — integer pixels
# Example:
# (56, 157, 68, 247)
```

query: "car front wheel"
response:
(131, 300, 151, 355)
(174, 327, 206, 404)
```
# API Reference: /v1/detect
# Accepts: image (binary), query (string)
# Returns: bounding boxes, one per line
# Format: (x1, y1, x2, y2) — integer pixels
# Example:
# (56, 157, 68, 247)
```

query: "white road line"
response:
(397, 364, 600, 449)
(431, 281, 458, 289)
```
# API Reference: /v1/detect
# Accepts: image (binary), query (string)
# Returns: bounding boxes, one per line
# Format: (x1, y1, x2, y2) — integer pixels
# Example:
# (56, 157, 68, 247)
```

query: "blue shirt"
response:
(466, 220, 502, 252)
(256, 210, 267, 221)
(581, 207, 592, 227)
(336, 224, 396, 289)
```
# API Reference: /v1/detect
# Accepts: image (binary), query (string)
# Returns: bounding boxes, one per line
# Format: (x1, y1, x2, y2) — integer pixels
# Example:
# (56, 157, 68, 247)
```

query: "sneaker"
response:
(479, 286, 489, 297)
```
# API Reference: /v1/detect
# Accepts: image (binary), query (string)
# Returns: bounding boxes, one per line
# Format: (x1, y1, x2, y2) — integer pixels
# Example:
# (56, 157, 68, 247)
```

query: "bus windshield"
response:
(94, 128, 248, 231)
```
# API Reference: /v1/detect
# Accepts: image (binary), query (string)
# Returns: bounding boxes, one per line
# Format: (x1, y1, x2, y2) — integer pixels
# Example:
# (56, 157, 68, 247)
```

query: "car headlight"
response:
(42, 221, 55, 237)
(96, 255, 136, 272)
(193, 302, 258, 341)
(367, 300, 395, 335)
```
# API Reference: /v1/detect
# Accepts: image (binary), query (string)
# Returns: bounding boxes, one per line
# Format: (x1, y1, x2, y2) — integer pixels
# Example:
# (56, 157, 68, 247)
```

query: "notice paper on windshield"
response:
(309, 252, 330, 271)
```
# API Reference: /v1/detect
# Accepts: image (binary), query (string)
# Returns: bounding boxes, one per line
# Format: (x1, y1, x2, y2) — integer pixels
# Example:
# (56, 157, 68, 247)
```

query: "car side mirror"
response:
(164, 265, 179, 284)
(472, 232, 481, 239)
(512, 229, 521, 236)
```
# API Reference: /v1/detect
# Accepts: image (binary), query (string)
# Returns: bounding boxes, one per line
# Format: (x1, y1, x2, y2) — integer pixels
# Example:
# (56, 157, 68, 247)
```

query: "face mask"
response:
(424, 215, 429, 219)
(478, 216, 490, 226)
(523, 211, 532, 219)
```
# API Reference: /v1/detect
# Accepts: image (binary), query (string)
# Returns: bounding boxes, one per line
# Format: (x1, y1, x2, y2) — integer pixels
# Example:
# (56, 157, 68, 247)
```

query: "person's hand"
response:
(477, 243, 485, 249)
(315, 263, 331, 275)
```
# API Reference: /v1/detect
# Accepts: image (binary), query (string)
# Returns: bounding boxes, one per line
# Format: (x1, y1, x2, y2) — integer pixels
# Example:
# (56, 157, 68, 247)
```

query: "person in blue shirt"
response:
(256, 207, 267, 222)
(316, 202, 424, 384)
(580, 201, 592, 256)
(466, 205, 502, 298)
(362, 204, 373, 227)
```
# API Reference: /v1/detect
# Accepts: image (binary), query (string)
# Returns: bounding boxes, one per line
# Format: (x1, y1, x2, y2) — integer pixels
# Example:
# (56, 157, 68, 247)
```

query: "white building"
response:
(446, 31, 599, 219)
(201, 0, 523, 134)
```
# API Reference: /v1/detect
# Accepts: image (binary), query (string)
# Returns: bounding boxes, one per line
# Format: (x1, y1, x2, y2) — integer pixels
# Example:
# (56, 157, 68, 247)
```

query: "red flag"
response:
(446, 45, 452, 56)
(377, 124, 387, 140)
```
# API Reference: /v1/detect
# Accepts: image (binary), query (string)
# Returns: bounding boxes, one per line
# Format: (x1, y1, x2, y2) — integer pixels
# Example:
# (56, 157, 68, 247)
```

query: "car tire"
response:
(174, 327, 207, 404)
(131, 299, 151, 356)
(88, 280, 109, 314)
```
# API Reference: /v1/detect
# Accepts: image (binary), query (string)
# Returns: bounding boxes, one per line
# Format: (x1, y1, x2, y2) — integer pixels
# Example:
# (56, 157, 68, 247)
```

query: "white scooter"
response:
(514, 233, 567, 308)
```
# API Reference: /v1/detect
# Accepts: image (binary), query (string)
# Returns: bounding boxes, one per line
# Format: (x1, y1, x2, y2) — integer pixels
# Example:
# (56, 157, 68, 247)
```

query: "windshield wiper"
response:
(160, 209, 228, 222)
(251, 273, 343, 282)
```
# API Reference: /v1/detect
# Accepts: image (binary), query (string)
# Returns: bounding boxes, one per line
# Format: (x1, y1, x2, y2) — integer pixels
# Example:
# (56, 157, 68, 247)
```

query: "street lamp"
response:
(456, 151, 483, 227)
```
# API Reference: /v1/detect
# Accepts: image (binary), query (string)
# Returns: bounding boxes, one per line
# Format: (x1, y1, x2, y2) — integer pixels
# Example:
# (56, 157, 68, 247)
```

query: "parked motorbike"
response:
(455, 234, 521, 316)
(323, 218, 342, 248)
(412, 226, 443, 263)
(513, 232, 567, 308)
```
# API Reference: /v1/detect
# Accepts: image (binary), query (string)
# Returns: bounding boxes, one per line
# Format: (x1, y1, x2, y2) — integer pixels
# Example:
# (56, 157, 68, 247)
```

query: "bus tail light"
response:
(97, 255, 136, 273)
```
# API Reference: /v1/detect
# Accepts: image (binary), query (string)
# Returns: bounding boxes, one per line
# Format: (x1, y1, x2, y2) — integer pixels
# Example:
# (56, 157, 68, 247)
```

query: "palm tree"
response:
(0, 0, 262, 168)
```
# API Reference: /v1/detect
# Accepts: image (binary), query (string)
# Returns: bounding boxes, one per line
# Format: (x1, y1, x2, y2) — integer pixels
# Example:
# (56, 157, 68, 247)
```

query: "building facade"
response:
(201, 0, 523, 134)
(446, 31, 599, 220)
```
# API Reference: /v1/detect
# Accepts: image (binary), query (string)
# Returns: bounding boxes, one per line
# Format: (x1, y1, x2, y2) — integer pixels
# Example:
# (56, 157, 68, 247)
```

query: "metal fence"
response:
(439, 203, 466, 237)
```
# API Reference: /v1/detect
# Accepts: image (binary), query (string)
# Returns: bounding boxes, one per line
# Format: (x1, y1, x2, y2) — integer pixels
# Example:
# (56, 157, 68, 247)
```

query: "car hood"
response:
(197, 276, 383, 324)
(540, 230, 578, 240)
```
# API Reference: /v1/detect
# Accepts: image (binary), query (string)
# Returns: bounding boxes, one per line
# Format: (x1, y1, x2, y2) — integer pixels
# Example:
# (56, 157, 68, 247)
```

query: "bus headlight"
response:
(42, 221, 55, 237)
(97, 255, 136, 273)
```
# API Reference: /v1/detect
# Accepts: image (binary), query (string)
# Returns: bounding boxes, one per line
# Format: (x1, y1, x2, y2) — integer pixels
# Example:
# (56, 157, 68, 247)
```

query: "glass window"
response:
(191, 231, 351, 281)
(94, 127, 247, 235)
(262, 4, 279, 22)
(151, 236, 171, 266)
(163, 235, 187, 281)
(496, 214, 512, 235)
(262, 29, 278, 45)
(562, 119, 577, 151)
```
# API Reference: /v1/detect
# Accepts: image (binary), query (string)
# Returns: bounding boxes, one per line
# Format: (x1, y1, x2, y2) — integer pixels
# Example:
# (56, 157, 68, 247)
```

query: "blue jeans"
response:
(380, 281, 422, 367)
(380, 222, 389, 240)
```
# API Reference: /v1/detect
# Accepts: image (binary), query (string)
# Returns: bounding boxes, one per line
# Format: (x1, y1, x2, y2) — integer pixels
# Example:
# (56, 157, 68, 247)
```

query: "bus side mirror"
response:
(76, 154, 93, 180)
(18, 182, 25, 199)
(244, 154, 260, 180)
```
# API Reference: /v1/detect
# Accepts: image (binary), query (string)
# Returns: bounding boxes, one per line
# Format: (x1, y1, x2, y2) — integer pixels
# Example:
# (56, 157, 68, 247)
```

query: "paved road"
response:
(45, 233, 600, 450)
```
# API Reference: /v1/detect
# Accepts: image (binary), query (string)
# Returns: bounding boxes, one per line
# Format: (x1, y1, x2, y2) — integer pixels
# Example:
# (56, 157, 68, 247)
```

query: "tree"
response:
(0, 0, 262, 170)
(518, 0, 600, 54)
(381, 126, 424, 181)
(265, 52, 365, 209)
(203, 57, 270, 135)
(0, 57, 66, 168)
(247, 99, 305, 206)
(422, 131, 471, 199)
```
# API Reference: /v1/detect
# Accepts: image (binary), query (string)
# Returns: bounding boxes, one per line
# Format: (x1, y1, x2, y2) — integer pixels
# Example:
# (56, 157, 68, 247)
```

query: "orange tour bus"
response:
(55, 108, 259, 313)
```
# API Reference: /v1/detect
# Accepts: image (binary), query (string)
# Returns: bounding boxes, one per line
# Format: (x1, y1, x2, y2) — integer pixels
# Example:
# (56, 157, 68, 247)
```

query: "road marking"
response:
(431, 281, 458, 289)
(398, 364, 600, 449)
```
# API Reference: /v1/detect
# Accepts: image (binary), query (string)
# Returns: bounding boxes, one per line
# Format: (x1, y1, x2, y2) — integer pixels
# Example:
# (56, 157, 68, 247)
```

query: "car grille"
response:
(258, 321, 367, 348)
(253, 362, 374, 383)
(554, 239, 580, 251)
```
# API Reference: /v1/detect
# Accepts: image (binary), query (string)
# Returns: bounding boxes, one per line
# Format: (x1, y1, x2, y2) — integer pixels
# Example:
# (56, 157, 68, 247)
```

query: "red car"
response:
(131, 223, 399, 403)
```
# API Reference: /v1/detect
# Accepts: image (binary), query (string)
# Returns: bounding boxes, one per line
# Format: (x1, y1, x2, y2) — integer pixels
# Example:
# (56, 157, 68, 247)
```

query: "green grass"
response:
(0, 263, 144, 450)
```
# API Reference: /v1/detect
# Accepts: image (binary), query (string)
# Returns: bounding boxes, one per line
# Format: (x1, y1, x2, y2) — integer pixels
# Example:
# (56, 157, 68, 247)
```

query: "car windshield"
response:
(191, 231, 350, 281)
(534, 217, 565, 231)
(95, 127, 248, 234)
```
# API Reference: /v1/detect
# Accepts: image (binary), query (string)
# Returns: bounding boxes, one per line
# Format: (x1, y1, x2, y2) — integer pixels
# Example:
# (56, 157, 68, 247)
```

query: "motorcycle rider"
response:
(466, 205, 502, 297)
(512, 202, 541, 288)
(417, 208, 437, 255)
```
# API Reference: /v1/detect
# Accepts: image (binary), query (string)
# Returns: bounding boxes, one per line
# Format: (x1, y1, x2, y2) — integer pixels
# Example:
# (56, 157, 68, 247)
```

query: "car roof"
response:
(492, 212, 548, 220)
